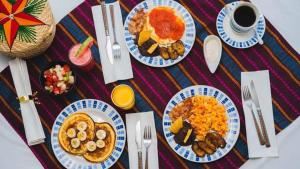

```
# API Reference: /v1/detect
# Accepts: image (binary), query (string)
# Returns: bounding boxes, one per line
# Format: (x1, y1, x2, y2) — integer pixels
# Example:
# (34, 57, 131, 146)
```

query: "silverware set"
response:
(136, 121, 152, 169)
(101, 1, 121, 65)
(242, 80, 270, 147)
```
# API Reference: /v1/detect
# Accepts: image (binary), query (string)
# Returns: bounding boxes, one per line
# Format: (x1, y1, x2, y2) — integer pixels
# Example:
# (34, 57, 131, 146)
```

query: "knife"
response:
(101, 1, 114, 64)
(250, 80, 271, 147)
(135, 120, 143, 169)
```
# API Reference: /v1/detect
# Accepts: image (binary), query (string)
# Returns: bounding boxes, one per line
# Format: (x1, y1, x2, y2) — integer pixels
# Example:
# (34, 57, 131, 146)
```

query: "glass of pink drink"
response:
(69, 38, 95, 71)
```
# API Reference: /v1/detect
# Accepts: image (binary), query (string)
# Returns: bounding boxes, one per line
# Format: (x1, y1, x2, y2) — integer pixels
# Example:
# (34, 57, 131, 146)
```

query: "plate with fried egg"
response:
(51, 99, 126, 169)
(124, 0, 196, 67)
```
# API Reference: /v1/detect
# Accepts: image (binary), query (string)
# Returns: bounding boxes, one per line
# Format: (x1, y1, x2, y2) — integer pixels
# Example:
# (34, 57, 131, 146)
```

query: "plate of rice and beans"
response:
(163, 85, 240, 163)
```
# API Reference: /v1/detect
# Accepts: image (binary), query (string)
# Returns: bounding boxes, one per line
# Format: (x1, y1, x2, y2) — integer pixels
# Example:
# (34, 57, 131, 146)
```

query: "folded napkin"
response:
(126, 111, 159, 169)
(241, 116, 300, 169)
(241, 70, 278, 158)
(92, 2, 133, 84)
(9, 58, 45, 146)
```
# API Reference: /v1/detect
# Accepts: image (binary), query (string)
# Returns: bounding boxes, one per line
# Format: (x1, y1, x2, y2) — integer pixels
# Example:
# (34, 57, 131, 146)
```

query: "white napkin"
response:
(92, 2, 133, 84)
(241, 70, 278, 158)
(9, 58, 45, 146)
(241, 116, 300, 169)
(125, 111, 159, 169)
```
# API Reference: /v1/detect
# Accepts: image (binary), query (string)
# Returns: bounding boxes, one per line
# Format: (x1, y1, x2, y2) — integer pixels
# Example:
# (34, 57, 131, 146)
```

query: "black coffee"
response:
(234, 6, 256, 27)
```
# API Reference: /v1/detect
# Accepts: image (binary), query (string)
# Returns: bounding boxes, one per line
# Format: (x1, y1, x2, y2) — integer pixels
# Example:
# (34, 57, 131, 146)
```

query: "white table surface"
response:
(0, 0, 299, 169)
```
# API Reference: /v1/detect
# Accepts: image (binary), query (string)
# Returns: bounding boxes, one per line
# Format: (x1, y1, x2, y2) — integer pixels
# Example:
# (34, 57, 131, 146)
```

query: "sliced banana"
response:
(70, 138, 80, 148)
(96, 140, 106, 148)
(96, 129, 106, 140)
(66, 128, 76, 138)
(77, 131, 87, 141)
(77, 121, 88, 131)
(86, 141, 97, 152)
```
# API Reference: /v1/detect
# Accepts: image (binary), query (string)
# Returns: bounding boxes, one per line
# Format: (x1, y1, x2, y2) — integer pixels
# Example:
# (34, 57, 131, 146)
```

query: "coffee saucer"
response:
(216, 1, 265, 49)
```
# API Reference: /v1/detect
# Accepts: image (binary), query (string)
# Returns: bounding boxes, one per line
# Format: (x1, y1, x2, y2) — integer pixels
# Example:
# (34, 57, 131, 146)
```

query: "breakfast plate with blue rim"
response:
(51, 99, 126, 169)
(124, 0, 196, 67)
(163, 85, 240, 163)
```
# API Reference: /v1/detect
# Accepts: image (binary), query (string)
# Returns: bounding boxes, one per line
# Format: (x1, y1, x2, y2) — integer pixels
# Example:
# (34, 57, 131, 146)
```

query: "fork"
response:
(109, 5, 121, 60)
(143, 125, 152, 169)
(242, 86, 265, 145)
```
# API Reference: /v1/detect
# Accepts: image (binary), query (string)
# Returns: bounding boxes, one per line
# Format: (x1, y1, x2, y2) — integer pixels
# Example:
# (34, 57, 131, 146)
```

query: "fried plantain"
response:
(205, 136, 217, 152)
(197, 141, 215, 155)
(192, 141, 206, 157)
(172, 40, 185, 56)
(167, 46, 178, 60)
(160, 47, 169, 59)
(206, 132, 226, 148)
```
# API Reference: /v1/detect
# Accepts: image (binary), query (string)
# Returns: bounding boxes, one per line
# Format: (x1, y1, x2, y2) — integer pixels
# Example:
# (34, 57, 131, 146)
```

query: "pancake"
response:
(83, 122, 116, 163)
(58, 113, 95, 155)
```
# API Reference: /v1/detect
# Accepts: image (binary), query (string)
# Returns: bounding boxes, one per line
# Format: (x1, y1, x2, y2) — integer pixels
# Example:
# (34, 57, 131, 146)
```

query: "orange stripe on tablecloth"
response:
(162, 69, 182, 90)
(272, 99, 293, 122)
(179, 0, 299, 85)
(232, 148, 246, 163)
(119, 1, 131, 13)
(0, 74, 16, 93)
(57, 24, 77, 44)
(129, 80, 163, 117)
(177, 64, 199, 84)
(266, 29, 300, 63)
(217, 0, 300, 64)
(68, 14, 98, 46)
(0, 95, 23, 122)
(262, 45, 300, 86)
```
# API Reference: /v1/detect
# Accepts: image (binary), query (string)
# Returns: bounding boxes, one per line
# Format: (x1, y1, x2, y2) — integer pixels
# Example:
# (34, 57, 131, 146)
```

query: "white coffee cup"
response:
(229, 2, 260, 34)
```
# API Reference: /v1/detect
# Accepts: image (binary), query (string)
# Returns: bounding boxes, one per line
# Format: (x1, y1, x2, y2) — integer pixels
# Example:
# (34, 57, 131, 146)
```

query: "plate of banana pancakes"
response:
(51, 99, 126, 169)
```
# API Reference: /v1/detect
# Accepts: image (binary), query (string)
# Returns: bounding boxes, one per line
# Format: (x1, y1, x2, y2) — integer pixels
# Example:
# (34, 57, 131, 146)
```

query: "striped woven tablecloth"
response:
(0, 0, 299, 168)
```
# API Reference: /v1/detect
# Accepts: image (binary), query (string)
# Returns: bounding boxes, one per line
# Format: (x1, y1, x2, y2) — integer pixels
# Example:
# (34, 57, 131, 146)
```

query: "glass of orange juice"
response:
(111, 84, 135, 110)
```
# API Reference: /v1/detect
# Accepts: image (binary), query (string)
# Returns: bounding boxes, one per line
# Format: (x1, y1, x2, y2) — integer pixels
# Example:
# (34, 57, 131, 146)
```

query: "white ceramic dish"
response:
(203, 35, 222, 73)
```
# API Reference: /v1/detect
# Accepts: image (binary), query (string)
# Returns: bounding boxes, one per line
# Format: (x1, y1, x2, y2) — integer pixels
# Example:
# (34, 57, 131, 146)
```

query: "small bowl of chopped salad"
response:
(40, 61, 76, 96)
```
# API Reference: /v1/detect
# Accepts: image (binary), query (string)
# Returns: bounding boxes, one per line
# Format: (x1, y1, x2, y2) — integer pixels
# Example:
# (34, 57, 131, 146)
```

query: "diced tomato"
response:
(46, 76, 53, 83)
(53, 87, 60, 95)
(52, 75, 58, 82)
(63, 65, 70, 72)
